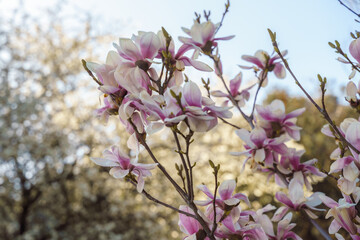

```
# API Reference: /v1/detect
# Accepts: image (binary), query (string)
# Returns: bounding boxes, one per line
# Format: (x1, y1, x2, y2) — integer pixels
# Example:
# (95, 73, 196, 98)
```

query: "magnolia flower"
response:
(94, 96, 118, 123)
(205, 204, 268, 240)
(157, 30, 213, 74)
(240, 50, 287, 80)
(178, 205, 209, 240)
(211, 72, 254, 108)
(86, 51, 124, 94)
(320, 195, 358, 235)
(346, 81, 359, 103)
(337, 176, 359, 195)
(270, 213, 302, 240)
(179, 20, 234, 54)
(182, 81, 232, 132)
(344, 120, 360, 161)
(113, 31, 161, 71)
(195, 179, 250, 208)
(350, 38, 360, 64)
(277, 149, 326, 190)
(233, 127, 288, 168)
(256, 99, 305, 140)
(91, 145, 157, 192)
(252, 205, 302, 240)
(139, 81, 232, 133)
(139, 88, 186, 134)
(114, 66, 152, 97)
(330, 156, 359, 182)
(321, 119, 352, 160)
(250, 204, 277, 237)
(273, 172, 324, 221)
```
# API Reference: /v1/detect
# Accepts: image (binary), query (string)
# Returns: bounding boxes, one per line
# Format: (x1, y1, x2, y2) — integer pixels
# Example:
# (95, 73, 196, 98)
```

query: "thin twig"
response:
(249, 72, 267, 121)
(211, 170, 219, 235)
(127, 179, 195, 218)
(172, 130, 192, 200)
(302, 211, 332, 240)
(219, 117, 241, 129)
(128, 119, 215, 239)
(338, 0, 360, 18)
(184, 131, 194, 201)
(215, 0, 230, 35)
(128, 119, 188, 201)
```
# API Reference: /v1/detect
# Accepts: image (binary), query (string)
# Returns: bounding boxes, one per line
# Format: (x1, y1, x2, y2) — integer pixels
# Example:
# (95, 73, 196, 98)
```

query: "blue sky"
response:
(2, 0, 359, 105)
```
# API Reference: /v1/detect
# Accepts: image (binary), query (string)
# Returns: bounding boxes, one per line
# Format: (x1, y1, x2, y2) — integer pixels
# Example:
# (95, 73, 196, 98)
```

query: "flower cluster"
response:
(179, 180, 301, 240)
(85, 6, 360, 240)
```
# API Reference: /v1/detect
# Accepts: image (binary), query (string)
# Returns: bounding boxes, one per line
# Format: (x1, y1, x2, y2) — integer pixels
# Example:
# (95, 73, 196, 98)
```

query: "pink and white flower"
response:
(319, 195, 358, 235)
(211, 72, 254, 108)
(113, 31, 161, 71)
(240, 50, 287, 80)
(256, 99, 305, 140)
(179, 20, 234, 55)
(195, 179, 250, 208)
(178, 205, 209, 240)
(233, 127, 288, 168)
(350, 38, 360, 65)
(277, 149, 326, 190)
(91, 145, 157, 192)
(273, 172, 324, 220)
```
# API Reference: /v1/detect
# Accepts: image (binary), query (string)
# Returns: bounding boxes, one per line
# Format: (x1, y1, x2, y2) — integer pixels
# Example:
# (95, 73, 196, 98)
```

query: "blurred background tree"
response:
(0, 3, 180, 240)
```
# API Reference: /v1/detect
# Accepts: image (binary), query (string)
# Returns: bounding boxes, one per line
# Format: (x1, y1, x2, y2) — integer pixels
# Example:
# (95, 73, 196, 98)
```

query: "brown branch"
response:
(127, 179, 195, 218)
(127, 119, 188, 201)
(249, 71, 267, 121)
(338, 0, 360, 18)
(172, 130, 192, 200)
(219, 117, 241, 129)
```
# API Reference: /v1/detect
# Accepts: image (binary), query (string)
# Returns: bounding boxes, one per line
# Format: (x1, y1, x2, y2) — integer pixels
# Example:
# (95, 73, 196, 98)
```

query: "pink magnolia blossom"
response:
(270, 213, 302, 240)
(233, 127, 288, 168)
(277, 149, 326, 190)
(94, 96, 118, 123)
(350, 38, 360, 64)
(138, 81, 232, 133)
(204, 204, 241, 237)
(139, 88, 186, 133)
(211, 72, 254, 108)
(86, 51, 124, 94)
(240, 50, 287, 80)
(251, 205, 302, 240)
(178, 205, 209, 240)
(113, 31, 161, 71)
(114, 66, 152, 97)
(346, 81, 359, 103)
(179, 20, 234, 54)
(319, 195, 358, 235)
(195, 179, 250, 208)
(337, 176, 359, 195)
(273, 172, 324, 221)
(321, 119, 353, 160)
(204, 204, 268, 240)
(330, 156, 359, 182)
(194, 180, 252, 237)
(182, 81, 232, 132)
(256, 99, 305, 140)
(91, 145, 157, 192)
(344, 120, 360, 161)
(157, 31, 213, 74)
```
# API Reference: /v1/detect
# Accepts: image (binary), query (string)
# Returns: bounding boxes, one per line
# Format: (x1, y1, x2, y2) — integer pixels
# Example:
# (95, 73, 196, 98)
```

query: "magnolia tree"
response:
(83, 1, 360, 239)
